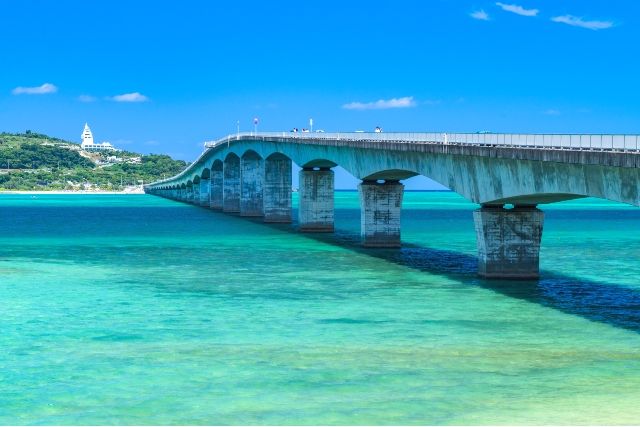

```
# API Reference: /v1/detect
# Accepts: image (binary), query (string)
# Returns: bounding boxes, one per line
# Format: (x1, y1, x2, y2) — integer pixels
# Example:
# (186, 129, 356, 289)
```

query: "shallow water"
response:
(1, 192, 640, 425)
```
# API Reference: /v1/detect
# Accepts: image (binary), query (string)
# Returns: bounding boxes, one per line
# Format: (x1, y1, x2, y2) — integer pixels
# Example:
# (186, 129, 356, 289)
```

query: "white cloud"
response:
(78, 94, 97, 103)
(110, 92, 149, 102)
(543, 109, 561, 116)
(12, 83, 58, 95)
(342, 96, 417, 110)
(551, 15, 614, 30)
(470, 10, 490, 21)
(496, 2, 539, 17)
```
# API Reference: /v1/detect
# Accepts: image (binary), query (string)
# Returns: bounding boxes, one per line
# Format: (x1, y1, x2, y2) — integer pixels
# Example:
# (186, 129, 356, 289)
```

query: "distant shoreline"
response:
(1, 189, 452, 195)
(0, 190, 145, 195)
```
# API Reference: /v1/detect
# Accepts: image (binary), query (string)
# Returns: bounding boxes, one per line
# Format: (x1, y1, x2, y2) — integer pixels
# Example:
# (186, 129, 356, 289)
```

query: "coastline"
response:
(0, 190, 145, 195)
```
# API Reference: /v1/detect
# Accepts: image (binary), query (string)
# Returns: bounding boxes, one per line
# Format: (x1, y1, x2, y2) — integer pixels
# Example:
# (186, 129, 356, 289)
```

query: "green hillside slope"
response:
(0, 131, 187, 191)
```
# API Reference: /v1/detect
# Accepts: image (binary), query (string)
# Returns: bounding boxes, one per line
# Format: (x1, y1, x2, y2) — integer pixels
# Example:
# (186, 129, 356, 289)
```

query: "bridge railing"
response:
(204, 132, 640, 152)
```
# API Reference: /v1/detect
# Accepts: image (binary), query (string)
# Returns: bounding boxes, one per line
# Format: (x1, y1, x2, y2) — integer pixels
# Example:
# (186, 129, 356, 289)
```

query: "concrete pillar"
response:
(298, 168, 334, 232)
(199, 179, 210, 206)
(210, 163, 223, 210)
(240, 152, 264, 217)
(473, 205, 544, 279)
(192, 183, 200, 204)
(358, 180, 404, 248)
(187, 185, 195, 203)
(223, 155, 241, 213)
(264, 154, 292, 223)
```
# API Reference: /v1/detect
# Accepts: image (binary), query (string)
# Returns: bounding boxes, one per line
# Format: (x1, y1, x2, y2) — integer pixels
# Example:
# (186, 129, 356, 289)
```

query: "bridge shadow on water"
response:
(249, 212, 640, 335)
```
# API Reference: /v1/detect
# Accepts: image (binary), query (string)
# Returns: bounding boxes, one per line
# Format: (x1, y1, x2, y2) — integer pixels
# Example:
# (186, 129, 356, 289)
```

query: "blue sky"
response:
(1, 0, 638, 188)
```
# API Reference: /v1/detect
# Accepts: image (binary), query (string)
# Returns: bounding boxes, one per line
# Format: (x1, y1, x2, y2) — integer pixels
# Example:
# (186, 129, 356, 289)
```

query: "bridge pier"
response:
(298, 168, 334, 232)
(358, 180, 404, 248)
(473, 205, 544, 279)
(240, 152, 264, 217)
(264, 154, 292, 223)
(223, 155, 241, 213)
(210, 163, 223, 210)
(192, 182, 200, 204)
(199, 179, 210, 206)
(186, 185, 194, 203)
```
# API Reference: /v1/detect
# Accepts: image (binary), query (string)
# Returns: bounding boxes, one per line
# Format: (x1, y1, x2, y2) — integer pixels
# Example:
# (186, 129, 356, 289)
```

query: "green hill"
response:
(0, 131, 187, 191)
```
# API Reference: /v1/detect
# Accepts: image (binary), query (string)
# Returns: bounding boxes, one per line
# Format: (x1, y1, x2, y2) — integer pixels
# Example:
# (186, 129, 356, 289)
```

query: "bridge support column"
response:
(358, 180, 404, 248)
(240, 153, 264, 217)
(199, 179, 210, 206)
(210, 166, 223, 210)
(192, 183, 200, 204)
(187, 186, 195, 203)
(264, 154, 292, 223)
(473, 205, 544, 279)
(298, 168, 334, 232)
(223, 156, 241, 213)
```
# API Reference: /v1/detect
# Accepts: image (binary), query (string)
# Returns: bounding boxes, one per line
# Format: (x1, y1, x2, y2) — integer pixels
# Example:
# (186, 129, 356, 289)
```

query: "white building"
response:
(81, 123, 117, 151)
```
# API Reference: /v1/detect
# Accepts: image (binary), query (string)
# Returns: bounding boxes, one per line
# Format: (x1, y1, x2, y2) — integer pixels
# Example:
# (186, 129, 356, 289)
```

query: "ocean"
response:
(1, 192, 640, 425)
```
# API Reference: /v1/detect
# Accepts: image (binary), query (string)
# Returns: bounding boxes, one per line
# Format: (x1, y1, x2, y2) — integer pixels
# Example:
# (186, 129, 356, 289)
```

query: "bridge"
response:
(144, 132, 640, 279)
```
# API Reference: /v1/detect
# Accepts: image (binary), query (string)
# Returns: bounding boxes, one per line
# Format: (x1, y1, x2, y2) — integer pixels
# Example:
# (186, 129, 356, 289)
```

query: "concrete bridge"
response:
(145, 132, 640, 279)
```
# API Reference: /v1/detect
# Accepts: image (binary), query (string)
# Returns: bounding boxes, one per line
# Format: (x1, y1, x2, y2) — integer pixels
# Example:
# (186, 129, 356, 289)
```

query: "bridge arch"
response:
(362, 169, 419, 181)
(301, 159, 338, 169)
(212, 159, 223, 171)
(241, 149, 262, 161)
(483, 192, 587, 206)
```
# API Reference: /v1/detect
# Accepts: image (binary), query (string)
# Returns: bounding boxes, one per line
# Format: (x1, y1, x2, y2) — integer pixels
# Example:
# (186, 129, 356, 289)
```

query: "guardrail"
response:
(205, 132, 640, 152)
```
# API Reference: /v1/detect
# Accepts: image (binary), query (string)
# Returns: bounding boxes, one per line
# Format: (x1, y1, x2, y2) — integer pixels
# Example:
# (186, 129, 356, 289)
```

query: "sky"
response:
(1, 0, 638, 189)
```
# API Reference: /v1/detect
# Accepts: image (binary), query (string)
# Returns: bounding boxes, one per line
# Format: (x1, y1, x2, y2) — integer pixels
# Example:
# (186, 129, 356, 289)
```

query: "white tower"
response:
(81, 123, 94, 148)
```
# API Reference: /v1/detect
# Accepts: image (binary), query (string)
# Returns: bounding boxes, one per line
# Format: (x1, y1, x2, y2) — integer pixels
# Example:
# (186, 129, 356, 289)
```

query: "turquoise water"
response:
(1, 192, 640, 425)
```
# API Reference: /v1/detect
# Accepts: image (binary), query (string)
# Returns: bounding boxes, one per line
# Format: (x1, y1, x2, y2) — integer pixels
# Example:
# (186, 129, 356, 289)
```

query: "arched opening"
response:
(212, 159, 223, 172)
(301, 159, 338, 169)
(242, 149, 262, 161)
(362, 169, 418, 181)
(483, 192, 588, 206)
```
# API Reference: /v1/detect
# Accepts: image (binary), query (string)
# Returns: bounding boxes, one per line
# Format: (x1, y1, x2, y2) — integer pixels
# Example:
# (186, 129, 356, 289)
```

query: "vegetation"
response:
(0, 132, 187, 191)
